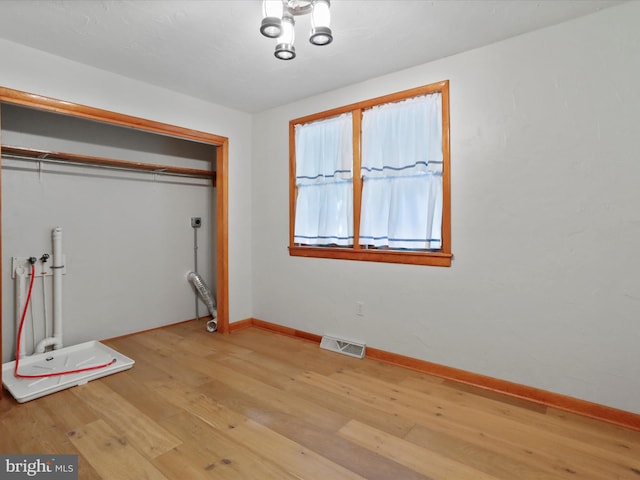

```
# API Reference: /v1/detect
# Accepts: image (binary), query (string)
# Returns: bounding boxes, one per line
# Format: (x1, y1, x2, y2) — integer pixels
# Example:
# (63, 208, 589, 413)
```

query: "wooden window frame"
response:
(288, 80, 452, 267)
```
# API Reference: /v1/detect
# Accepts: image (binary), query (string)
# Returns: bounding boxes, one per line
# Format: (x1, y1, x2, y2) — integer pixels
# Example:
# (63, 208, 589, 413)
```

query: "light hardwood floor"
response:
(2, 320, 640, 479)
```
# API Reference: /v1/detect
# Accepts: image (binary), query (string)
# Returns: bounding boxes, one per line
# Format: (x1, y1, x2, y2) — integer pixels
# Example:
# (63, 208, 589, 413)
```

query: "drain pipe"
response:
(14, 266, 28, 358)
(35, 227, 64, 353)
(193, 218, 200, 321)
(187, 271, 217, 332)
(188, 216, 216, 332)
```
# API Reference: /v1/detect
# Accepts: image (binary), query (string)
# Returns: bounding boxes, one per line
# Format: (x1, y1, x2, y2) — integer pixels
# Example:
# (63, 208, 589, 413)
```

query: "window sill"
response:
(288, 245, 452, 267)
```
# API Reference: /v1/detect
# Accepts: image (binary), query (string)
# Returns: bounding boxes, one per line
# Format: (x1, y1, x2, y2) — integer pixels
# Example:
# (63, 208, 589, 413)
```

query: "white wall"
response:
(252, 2, 640, 414)
(0, 39, 253, 361)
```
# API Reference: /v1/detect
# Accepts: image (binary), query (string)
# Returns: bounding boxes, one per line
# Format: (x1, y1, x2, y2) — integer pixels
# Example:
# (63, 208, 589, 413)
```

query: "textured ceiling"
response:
(0, 0, 625, 113)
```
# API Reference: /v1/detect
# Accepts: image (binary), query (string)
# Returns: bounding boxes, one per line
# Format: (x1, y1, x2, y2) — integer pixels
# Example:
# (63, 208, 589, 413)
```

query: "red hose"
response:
(14, 263, 115, 379)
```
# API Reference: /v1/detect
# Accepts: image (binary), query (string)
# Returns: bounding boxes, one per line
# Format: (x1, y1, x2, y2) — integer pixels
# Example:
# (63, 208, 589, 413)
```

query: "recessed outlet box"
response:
(191, 217, 202, 228)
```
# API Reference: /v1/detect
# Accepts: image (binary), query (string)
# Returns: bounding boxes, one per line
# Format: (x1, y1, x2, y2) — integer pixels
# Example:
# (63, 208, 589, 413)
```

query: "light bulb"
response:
(275, 14, 296, 60)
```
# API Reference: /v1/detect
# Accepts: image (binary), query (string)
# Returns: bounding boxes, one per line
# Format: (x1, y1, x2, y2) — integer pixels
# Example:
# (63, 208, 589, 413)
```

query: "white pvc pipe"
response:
(35, 227, 64, 353)
(52, 226, 63, 350)
(15, 267, 27, 358)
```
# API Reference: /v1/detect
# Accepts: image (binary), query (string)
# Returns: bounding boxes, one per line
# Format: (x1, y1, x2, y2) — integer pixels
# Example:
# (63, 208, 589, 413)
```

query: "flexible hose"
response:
(30, 285, 36, 354)
(187, 271, 217, 331)
(14, 264, 115, 379)
(14, 264, 36, 375)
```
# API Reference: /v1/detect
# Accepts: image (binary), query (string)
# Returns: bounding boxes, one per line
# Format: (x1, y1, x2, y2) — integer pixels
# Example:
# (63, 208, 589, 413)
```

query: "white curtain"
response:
(294, 112, 354, 246)
(360, 93, 443, 249)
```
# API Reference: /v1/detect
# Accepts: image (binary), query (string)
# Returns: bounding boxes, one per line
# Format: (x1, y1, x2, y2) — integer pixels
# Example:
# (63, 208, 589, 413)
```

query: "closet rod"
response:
(1, 145, 216, 181)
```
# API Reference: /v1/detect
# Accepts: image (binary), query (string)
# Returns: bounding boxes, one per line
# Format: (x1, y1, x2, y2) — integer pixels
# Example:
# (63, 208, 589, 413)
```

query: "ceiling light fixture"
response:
(260, 0, 333, 60)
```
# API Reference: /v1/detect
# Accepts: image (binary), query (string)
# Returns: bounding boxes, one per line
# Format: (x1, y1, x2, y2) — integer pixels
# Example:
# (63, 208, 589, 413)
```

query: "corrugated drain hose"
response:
(187, 271, 217, 332)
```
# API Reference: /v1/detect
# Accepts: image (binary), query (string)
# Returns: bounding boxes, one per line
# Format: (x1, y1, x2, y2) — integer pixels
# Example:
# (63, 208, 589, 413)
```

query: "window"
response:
(289, 81, 451, 266)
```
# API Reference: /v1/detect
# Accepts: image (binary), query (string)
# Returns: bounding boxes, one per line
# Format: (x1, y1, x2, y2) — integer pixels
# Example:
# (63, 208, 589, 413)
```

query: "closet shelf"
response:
(1, 145, 216, 181)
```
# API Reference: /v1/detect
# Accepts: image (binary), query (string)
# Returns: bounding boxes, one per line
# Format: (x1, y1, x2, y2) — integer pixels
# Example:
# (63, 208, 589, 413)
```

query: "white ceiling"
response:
(0, 0, 624, 113)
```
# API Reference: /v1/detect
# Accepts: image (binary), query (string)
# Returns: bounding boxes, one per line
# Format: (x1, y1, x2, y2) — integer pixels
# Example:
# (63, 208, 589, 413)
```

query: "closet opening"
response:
(0, 88, 229, 398)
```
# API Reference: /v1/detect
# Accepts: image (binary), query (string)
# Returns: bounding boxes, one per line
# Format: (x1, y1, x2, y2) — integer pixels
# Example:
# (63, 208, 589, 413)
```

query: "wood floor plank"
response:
(67, 419, 169, 480)
(218, 350, 304, 389)
(439, 378, 548, 413)
(155, 411, 302, 480)
(104, 337, 179, 384)
(404, 423, 568, 480)
(228, 418, 369, 480)
(0, 397, 67, 454)
(99, 370, 182, 422)
(147, 376, 247, 431)
(37, 386, 101, 433)
(284, 369, 415, 438)
(338, 357, 447, 387)
(0, 391, 20, 419)
(1, 398, 44, 452)
(545, 406, 640, 444)
(70, 381, 181, 460)
(0, 394, 103, 479)
(340, 419, 499, 480)
(171, 324, 255, 359)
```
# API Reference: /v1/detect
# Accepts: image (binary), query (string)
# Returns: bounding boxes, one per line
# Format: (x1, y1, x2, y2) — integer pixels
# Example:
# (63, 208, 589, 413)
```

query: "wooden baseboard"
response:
(230, 317, 640, 431)
(228, 318, 254, 332)
(249, 318, 323, 343)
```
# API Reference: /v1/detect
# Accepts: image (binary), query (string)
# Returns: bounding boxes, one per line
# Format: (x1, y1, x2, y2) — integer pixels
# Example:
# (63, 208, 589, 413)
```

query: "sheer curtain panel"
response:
(360, 93, 443, 249)
(294, 112, 354, 246)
